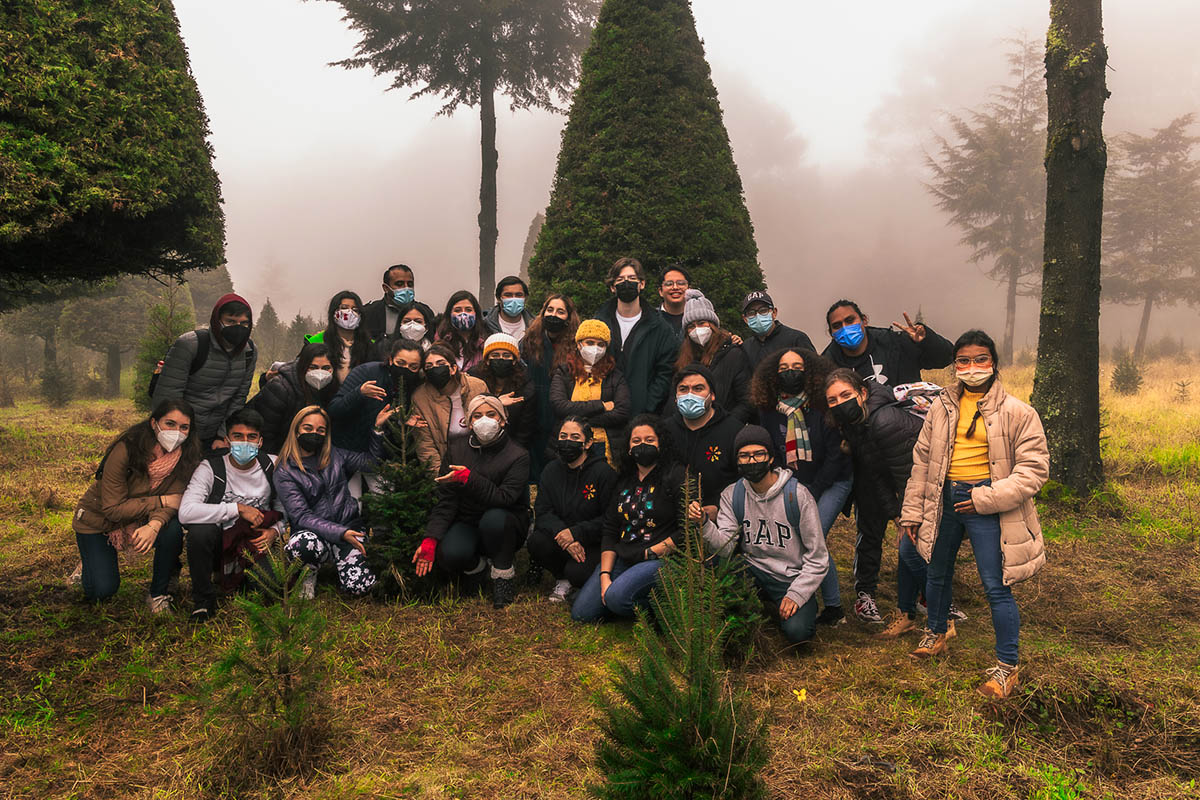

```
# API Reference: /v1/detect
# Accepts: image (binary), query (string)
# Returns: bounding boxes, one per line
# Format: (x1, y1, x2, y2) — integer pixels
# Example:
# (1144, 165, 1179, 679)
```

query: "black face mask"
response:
(426, 365, 453, 390)
(614, 281, 641, 303)
(738, 461, 772, 483)
(556, 439, 585, 463)
(488, 358, 515, 378)
(221, 323, 250, 348)
(543, 315, 567, 334)
(297, 432, 325, 454)
(778, 369, 806, 395)
(630, 443, 659, 466)
(831, 397, 865, 426)
(388, 365, 422, 400)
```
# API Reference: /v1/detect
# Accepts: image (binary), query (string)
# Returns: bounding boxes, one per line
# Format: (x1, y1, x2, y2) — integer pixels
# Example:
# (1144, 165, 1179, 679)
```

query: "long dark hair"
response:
(749, 348, 836, 410)
(435, 290, 485, 365)
(296, 341, 337, 406)
(322, 290, 371, 369)
(618, 413, 675, 476)
(522, 293, 580, 368)
(101, 399, 202, 481)
(674, 325, 731, 374)
(474, 353, 528, 395)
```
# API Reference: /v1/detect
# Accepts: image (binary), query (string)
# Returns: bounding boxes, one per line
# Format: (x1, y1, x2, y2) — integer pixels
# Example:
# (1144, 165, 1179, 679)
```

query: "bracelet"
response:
(600, 570, 613, 577)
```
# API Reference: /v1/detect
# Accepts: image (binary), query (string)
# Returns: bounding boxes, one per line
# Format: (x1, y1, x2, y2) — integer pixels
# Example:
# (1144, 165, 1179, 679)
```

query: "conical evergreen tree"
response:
(529, 0, 764, 326)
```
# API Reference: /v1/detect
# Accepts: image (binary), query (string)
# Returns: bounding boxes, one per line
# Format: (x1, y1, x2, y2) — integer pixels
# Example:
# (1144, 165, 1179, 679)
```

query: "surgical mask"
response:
(833, 322, 865, 349)
(305, 368, 333, 390)
(488, 358, 515, 378)
(830, 397, 865, 426)
(426, 365, 452, 389)
(778, 369, 806, 395)
(580, 344, 606, 366)
(614, 280, 640, 303)
(333, 308, 360, 330)
(555, 439, 585, 463)
(155, 426, 186, 453)
(958, 366, 994, 388)
(392, 287, 414, 305)
(472, 416, 502, 445)
(676, 393, 708, 420)
(738, 461, 772, 483)
(229, 441, 260, 466)
(400, 320, 427, 341)
(221, 323, 250, 348)
(297, 432, 326, 453)
(501, 297, 525, 317)
(543, 315, 567, 334)
(630, 443, 659, 466)
(688, 326, 713, 347)
(746, 312, 773, 336)
(452, 311, 476, 330)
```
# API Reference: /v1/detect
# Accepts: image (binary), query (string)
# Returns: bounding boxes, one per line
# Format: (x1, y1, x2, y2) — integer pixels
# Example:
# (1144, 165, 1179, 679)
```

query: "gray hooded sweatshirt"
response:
(702, 467, 829, 607)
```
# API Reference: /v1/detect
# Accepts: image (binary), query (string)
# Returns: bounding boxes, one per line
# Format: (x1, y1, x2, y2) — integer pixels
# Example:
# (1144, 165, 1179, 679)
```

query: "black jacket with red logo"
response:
(533, 450, 618, 548)
(664, 406, 745, 507)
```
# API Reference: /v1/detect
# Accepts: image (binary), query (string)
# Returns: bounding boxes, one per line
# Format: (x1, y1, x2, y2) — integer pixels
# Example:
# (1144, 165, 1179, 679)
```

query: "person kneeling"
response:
(412, 395, 531, 609)
(694, 425, 829, 646)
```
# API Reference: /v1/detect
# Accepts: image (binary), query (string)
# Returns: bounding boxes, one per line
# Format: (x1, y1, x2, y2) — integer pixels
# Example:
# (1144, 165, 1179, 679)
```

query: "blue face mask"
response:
(746, 312, 774, 336)
(229, 441, 260, 466)
(501, 297, 525, 317)
(392, 287, 414, 305)
(676, 393, 708, 420)
(833, 322, 865, 349)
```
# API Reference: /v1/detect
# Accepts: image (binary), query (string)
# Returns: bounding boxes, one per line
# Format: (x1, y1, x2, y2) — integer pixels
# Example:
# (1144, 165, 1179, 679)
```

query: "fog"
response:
(174, 0, 1200, 348)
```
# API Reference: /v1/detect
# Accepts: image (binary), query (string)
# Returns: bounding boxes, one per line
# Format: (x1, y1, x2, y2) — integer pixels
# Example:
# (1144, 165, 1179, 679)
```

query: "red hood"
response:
(211, 292, 253, 353)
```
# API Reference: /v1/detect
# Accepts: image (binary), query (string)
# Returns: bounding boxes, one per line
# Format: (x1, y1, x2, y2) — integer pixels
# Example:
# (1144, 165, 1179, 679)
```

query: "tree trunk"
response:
(1003, 264, 1018, 365)
(106, 343, 122, 397)
(1031, 0, 1108, 495)
(1133, 295, 1153, 360)
(477, 51, 499, 303)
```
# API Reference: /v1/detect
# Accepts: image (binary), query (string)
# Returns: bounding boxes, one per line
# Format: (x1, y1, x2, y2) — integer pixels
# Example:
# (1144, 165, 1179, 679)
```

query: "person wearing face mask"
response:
(411, 343, 489, 474)
(527, 417, 618, 603)
(306, 291, 373, 385)
(662, 364, 744, 520)
(739, 290, 816, 370)
(689, 426, 829, 646)
(749, 348, 853, 626)
(435, 290, 488, 370)
(178, 409, 286, 622)
(519, 294, 580, 481)
(413, 395, 531, 608)
(549, 320, 631, 467)
(275, 404, 395, 599)
(674, 290, 753, 423)
(571, 414, 686, 622)
(152, 294, 257, 450)
(821, 299, 954, 386)
(253, 343, 339, 454)
(72, 400, 202, 611)
(468, 333, 536, 448)
(362, 264, 437, 345)
(900, 331, 1048, 700)
(329, 339, 427, 456)
(482, 275, 534, 338)
(593, 257, 679, 421)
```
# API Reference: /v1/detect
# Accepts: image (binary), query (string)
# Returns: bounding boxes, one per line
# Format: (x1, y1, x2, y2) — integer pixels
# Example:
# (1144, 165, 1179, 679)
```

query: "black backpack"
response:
(147, 329, 255, 398)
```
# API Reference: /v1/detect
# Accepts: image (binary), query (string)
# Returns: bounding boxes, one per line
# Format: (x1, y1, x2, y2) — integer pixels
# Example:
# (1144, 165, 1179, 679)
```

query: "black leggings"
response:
(852, 492, 889, 597)
(525, 529, 599, 588)
(436, 509, 525, 574)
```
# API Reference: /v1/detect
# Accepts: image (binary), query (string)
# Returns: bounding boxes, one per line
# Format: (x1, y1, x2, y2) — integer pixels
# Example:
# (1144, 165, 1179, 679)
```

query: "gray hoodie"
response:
(702, 468, 829, 607)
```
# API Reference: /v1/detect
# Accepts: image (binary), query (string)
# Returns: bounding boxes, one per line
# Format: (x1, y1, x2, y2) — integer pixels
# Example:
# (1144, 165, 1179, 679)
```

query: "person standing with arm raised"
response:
(821, 299, 954, 386)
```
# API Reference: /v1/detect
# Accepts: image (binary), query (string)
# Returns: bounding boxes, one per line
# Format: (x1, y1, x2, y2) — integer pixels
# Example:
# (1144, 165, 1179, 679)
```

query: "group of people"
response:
(72, 259, 1049, 700)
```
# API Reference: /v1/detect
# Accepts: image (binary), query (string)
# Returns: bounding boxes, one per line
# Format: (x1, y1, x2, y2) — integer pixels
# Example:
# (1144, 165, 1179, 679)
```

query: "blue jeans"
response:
(927, 480, 1020, 664)
(746, 562, 819, 644)
(896, 535, 928, 616)
(571, 558, 663, 621)
(76, 518, 184, 602)
(814, 478, 853, 608)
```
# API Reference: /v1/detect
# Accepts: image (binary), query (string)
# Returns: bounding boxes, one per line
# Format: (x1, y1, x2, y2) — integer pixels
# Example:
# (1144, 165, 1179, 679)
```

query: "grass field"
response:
(0, 361, 1197, 799)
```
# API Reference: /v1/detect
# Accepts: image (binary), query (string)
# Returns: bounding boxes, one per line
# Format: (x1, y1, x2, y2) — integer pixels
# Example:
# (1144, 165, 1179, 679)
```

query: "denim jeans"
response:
(75, 518, 184, 602)
(571, 558, 664, 621)
(814, 478, 853, 607)
(896, 535, 928, 616)
(926, 480, 1020, 664)
(746, 562, 819, 644)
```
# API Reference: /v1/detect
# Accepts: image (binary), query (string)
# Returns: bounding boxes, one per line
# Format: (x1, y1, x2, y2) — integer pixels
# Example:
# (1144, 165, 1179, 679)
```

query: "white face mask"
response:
(333, 308, 361, 330)
(305, 368, 333, 390)
(472, 416, 502, 444)
(957, 367, 994, 387)
(580, 344, 606, 366)
(155, 424, 187, 453)
(688, 326, 713, 346)
(400, 320, 426, 341)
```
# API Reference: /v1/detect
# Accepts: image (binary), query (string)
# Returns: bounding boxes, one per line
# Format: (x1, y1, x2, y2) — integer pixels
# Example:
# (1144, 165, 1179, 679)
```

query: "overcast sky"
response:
(173, 0, 1200, 344)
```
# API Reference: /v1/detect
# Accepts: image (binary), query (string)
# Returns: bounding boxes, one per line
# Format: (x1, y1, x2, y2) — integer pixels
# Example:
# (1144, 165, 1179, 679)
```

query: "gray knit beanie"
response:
(681, 289, 719, 329)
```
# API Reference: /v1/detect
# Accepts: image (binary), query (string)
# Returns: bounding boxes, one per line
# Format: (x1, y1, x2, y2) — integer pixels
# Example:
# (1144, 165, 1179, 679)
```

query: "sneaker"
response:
(948, 604, 968, 621)
(299, 570, 317, 601)
(854, 592, 883, 624)
(548, 579, 571, 604)
(147, 594, 173, 614)
(909, 629, 948, 660)
(67, 560, 83, 588)
(978, 661, 1020, 699)
(189, 605, 214, 624)
(815, 605, 846, 626)
(492, 577, 516, 609)
(875, 611, 918, 639)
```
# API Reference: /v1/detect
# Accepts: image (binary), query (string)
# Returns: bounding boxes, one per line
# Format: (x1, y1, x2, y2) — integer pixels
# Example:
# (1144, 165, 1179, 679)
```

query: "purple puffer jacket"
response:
(273, 434, 383, 543)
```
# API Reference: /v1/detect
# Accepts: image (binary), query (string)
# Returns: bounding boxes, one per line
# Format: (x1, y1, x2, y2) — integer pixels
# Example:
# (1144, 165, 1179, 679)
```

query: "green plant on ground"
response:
(1110, 350, 1144, 395)
(1150, 443, 1200, 477)
(1029, 765, 1089, 799)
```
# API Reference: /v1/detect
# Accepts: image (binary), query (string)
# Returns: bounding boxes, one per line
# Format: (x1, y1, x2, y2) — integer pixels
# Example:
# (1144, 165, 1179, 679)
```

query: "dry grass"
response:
(0, 370, 1198, 799)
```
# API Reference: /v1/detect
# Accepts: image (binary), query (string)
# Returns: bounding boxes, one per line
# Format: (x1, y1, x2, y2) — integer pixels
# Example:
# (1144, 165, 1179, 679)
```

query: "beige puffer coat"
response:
(900, 379, 1049, 586)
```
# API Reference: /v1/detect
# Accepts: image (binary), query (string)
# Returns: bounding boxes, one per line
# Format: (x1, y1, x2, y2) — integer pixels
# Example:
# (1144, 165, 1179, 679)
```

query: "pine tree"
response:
(184, 264, 236, 318)
(254, 299, 287, 366)
(530, 0, 764, 326)
(132, 281, 195, 410)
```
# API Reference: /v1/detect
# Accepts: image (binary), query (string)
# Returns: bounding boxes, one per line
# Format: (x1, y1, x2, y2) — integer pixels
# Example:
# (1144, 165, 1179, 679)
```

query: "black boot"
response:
(491, 565, 517, 609)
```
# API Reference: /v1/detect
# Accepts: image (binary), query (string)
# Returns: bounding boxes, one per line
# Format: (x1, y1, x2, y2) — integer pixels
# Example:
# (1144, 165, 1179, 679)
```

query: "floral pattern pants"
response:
(284, 530, 377, 596)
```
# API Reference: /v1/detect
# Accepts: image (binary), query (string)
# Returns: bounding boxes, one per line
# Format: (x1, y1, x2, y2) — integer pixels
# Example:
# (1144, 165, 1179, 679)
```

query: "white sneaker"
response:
(67, 560, 83, 587)
(299, 570, 317, 600)
(548, 579, 571, 603)
(854, 592, 884, 624)
(147, 594, 173, 614)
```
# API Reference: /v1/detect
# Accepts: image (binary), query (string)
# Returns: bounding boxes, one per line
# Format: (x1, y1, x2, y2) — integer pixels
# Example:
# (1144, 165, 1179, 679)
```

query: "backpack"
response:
(731, 474, 802, 548)
(891, 381, 944, 419)
(147, 329, 255, 398)
(203, 451, 277, 505)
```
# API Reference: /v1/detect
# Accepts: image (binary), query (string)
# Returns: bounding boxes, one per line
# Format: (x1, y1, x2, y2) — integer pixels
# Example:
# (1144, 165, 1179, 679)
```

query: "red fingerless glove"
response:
(418, 537, 437, 561)
(452, 467, 471, 484)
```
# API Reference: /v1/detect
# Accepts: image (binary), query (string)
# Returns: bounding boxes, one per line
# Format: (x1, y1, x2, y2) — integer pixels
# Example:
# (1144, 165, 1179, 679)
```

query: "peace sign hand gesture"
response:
(892, 312, 926, 343)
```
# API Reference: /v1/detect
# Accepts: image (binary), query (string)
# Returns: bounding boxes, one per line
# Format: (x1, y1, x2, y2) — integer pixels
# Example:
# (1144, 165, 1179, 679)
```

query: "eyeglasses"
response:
(954, 355, 993, 367)
(736, 451, 770, 464)
(661, 280, 688, 288)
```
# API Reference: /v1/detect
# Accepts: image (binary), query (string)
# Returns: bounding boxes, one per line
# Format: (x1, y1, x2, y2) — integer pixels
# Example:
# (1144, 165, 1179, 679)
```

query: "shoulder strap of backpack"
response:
(257, 453, 276, 503)
(732, 479, 747, 528)
(784, 475, 801, 533)
(204, 453, 228, 505)
(189, 329, 211, 376)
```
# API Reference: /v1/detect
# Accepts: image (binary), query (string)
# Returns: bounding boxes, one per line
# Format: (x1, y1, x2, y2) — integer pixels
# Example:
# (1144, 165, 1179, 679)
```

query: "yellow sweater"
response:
(947, 390, 990, 482)
(572, 377, 616, 468)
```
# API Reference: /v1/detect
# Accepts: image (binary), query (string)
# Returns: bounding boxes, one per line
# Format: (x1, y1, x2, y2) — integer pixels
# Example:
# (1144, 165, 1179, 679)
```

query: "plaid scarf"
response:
(776, 393, 813, 467)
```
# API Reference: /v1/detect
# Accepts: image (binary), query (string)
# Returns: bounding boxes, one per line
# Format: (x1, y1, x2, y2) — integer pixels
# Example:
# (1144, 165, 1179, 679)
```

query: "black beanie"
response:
(674, 362, 718, 393)
(734, 424, 772, 454)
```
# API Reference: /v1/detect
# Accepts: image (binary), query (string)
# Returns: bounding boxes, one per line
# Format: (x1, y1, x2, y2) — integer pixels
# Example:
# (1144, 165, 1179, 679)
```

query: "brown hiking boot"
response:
(875, 611, 918, 639)
(945, 619, 957, 640)
(978, 662, 1020, 699)
(909, 629, 948, 660)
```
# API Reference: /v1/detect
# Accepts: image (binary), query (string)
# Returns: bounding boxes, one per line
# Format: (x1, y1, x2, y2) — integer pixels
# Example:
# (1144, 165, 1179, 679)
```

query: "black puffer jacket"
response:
(840, 382, 924, 519)
(704, 340, 754, 423)
(822, 324, 954, 386)
(251, 361, 334, 454)
(424, 432, 530, 541)
(534, 451, 618, 547)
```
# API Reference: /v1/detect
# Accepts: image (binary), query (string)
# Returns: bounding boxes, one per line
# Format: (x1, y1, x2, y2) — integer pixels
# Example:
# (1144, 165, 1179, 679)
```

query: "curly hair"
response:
(617, 413, 675, 476)
(749, 347, 837, 410)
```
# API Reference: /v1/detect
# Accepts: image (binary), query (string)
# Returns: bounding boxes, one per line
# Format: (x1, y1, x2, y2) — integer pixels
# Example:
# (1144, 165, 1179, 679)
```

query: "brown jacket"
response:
(411, 374, 488, 474)
(900, 379, 1049, 585)
(72, 440, 190, 535)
